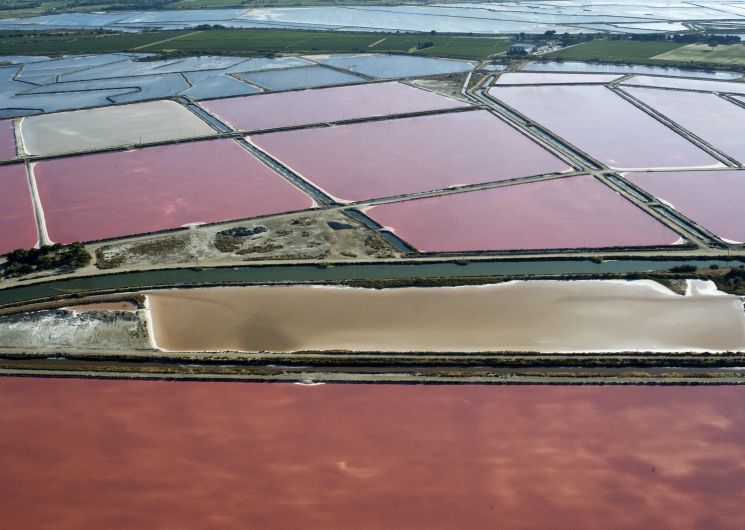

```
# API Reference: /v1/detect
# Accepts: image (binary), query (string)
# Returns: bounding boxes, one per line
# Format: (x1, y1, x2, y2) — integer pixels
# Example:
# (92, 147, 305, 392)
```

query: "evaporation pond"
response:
(3, 379, 745, 529)
(366, 174, 679, 251)
(625, 170, 745, 243)
(33, 139, 313, 243)
(489, 85, 719, 169)
(0, 164, 38, 254)
(19, 100, 215, 156)
(199, 81, 468, 131)
(251, 110, 570, 201)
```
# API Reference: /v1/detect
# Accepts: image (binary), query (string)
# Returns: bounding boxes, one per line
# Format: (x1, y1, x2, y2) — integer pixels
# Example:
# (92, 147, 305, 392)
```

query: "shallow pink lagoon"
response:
(367, 175, 679, 252)
(2, 378, 745, 530)
(0, 119, 16, 160)
(625, 170, 745, 243)
(624, 87, 745, 164)
(252, 110, 570, 202)
(200, 81, 469, 132)
(0, 164, 38, 253)
(621, 75, 745, 95)
(34, 139, 313, 243)
(489, 85, 719, 170)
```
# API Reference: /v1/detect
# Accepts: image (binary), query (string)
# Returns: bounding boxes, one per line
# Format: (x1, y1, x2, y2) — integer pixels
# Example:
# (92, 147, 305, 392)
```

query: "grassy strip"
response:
(544, 39, 684, 62)
(0, 28, 507, 59)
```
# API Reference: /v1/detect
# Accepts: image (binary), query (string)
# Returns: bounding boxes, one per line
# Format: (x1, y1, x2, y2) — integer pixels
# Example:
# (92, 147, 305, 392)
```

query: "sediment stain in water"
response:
(1, 378, 745, 529)
(146, 281, 745, 353)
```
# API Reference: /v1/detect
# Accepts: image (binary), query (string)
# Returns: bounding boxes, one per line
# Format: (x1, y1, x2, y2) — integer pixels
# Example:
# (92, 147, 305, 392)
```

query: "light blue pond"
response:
(183, 71, 262, 99)
(239, 65, 365, 90)
(316, 54, 473, 78)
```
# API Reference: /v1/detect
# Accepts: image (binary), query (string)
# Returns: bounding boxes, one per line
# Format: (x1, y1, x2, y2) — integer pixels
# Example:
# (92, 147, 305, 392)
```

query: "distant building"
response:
(508, 43, 537, 55)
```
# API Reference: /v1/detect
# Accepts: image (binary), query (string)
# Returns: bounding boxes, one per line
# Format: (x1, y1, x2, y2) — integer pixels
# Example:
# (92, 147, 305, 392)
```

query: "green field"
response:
(652, 43, 745, 66)
(545, 40, 684, 63)
(0, 28, 508, 60)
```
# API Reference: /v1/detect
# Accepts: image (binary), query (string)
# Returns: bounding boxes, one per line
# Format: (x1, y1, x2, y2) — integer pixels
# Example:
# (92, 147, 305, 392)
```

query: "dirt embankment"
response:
(94, 210, 398, 269)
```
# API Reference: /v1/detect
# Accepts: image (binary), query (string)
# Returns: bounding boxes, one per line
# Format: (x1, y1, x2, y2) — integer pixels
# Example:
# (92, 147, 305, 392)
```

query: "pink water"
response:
(0, 164, 38, 253)
(200, 81, 469, 132)
(367, 175, 679, 252)
(621, 75, 745, 95)
(2, 378, 745, 530)
(489, 85, 719, 169)
(0, 119, 16, 160)
(624, 87, 745, 164)
(252, 110, 570, 202)
(34, 139, 313, 243)
(625, 170, 745, 242)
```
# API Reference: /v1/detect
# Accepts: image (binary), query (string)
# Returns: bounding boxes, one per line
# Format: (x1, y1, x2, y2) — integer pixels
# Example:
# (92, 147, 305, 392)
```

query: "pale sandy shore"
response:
(146, 280, 745, 353)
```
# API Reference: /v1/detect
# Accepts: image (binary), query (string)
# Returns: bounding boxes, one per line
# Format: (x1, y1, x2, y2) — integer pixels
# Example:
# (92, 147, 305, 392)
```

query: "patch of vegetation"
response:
(217, 226, 267, 238)
(0, 27, 508, 60)
(95, 235, 189, 269)
(3, 242, 91, 277)
(213, 234, 242, 253)
(236, 242, 283, 254)
(545, 38, 683, 63)
(713, 267, 745, 295)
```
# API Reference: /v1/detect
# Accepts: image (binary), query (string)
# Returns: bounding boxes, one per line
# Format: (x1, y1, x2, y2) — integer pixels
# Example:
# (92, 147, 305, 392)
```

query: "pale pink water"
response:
(367, 175, 679, 251)
(34, 139, 313, 243)
(489, 85, 719, 169)
(624, 87, 745, 164)
(625, 169, 745, 242)
(200, 81, 469, 131)
(0, 164, 38, 254)
(252, 110, 570, 202)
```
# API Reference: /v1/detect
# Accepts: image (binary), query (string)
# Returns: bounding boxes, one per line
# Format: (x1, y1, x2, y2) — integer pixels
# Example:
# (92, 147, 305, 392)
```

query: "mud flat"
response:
(19, 100, 215, 157)
(147, 280, 745, 353)
(0, 307, 150, 350)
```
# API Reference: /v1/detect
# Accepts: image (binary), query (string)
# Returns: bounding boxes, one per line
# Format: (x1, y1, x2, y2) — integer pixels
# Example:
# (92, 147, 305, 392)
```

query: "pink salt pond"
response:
(34, 139, 313, 243)
(625, 170, 745, 243)
(366, 175, 680, 252)
(200, 81, 469, 132)
(0, 164, 38, 254)
(252, 110, 570, 202)
(489, 85, 720, 170)
(0, 119, 16, 160)
(2, 378, 745, 530)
